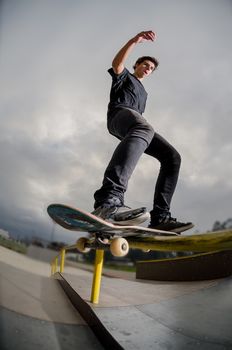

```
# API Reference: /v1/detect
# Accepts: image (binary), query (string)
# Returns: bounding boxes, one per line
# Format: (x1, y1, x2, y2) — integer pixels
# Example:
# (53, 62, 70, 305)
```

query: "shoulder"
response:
(108, 67, 129, 80)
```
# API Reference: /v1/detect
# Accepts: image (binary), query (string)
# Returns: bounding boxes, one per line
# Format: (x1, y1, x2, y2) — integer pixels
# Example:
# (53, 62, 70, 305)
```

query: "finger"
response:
(143, 33, 155, 41)
(143, 30, 155, 36)
(142, 30, 155, 40)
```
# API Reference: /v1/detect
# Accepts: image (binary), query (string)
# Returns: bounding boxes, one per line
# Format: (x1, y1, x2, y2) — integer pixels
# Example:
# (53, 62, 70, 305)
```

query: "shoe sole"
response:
(171, 223, 194, 234)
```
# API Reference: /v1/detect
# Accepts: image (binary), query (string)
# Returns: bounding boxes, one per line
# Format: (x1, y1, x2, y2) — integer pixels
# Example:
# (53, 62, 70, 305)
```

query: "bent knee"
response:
(142, 123, 155, 141)
(132, 121, 155, 144)
(171, 149, 181, 166)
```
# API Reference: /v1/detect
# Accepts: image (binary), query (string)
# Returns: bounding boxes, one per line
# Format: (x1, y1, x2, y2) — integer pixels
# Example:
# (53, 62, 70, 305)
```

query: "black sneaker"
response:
(149, 215, 194, 234)
(92, 205, 150, 225)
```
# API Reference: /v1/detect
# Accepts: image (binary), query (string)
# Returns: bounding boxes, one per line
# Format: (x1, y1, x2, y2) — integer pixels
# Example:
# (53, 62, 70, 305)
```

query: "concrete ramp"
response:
(2, 246, 232, 349)
(0, 246, 103, 350)
(60, 271, 232, 349)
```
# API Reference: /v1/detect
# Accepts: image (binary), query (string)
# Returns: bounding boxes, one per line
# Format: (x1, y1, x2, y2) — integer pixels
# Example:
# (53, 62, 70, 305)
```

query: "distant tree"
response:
(225, 218, 232, 228)
(212, 218, 232, 231)
(212, 220, 223, 231)
(47, 241, 65, 250)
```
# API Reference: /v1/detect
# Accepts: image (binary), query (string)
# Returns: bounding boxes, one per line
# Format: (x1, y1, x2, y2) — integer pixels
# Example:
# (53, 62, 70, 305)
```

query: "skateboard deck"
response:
(47, 203, 177, 237)
(47, 203, 177, 257)
(47, 204, 232, 257)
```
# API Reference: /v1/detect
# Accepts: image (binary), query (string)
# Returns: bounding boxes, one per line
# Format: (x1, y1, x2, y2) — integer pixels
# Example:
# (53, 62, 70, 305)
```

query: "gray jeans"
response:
(94, 108, 181, 219)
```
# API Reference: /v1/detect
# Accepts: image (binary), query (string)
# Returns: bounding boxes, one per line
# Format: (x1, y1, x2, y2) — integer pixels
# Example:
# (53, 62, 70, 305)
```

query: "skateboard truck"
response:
(76, 233, 130, 257)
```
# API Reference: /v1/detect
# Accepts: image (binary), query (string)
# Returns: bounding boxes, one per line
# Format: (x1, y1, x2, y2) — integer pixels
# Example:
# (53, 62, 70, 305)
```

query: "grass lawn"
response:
(0, 236, 27, 254)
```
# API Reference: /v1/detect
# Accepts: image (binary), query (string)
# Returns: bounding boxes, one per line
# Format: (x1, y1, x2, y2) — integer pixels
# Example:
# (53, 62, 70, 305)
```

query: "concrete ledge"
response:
(56, 273, 123, 350)
(61, 271, 232, 349)
(136, 250, 232, 281)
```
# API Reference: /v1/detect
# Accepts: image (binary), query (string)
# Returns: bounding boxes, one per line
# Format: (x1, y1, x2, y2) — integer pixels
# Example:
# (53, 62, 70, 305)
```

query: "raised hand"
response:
(112, 30, 156, 74)
(133, 31, 156, 44)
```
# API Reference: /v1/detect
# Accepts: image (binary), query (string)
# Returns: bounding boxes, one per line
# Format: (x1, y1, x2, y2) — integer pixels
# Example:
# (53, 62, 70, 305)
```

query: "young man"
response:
(93, 30, 193, 233)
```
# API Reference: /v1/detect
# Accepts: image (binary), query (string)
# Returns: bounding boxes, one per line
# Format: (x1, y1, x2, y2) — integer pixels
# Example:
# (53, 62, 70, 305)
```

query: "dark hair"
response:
(133, 56, 159, 71)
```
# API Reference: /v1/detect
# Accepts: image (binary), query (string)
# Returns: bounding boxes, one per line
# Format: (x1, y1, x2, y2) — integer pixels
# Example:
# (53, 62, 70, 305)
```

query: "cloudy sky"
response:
(0, 0, 232, 243)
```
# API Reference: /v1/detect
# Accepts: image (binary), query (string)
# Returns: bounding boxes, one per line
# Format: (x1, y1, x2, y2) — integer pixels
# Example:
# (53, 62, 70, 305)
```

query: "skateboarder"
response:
(93, 30, 193, 232)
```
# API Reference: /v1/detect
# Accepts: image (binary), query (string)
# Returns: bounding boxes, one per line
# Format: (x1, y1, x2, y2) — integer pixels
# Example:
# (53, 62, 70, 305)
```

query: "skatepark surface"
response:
(1, 245, 232, 349)
(0, 246, 103, 350)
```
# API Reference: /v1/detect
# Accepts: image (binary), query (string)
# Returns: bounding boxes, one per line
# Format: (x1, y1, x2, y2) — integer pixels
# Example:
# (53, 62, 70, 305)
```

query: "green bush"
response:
(0, 236, 27, 254)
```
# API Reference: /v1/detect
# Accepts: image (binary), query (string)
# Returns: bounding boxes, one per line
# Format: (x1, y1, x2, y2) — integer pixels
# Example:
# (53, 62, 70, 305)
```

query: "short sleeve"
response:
(107, 67, 129, 82)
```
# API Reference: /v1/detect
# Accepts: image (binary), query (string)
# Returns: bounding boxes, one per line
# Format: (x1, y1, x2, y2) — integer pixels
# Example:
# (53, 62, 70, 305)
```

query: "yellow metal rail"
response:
(51, 244, 104, 304)
(91, 250, 104, 304)
(51, 244, 76, 274)
(50, 229, 232, 305)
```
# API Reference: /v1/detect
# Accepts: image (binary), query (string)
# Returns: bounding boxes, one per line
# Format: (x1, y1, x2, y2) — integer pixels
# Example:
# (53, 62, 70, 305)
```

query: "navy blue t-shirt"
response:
(107, 68, 148, 116)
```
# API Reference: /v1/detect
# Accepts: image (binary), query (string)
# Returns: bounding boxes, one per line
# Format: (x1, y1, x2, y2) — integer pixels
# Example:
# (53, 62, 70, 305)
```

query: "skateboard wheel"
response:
(110, 237, 129, 257)
(76, 237, 91, 253)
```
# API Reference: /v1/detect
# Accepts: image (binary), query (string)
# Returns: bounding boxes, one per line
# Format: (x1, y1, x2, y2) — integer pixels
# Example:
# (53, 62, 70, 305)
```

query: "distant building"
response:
(0, 229, 10, 239)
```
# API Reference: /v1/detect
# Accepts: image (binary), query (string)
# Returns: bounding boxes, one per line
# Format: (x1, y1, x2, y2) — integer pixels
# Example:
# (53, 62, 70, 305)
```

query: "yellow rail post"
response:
(54, 256, 58, 273)
(91, 249, 104, 304)
(60, 248, 66, 273)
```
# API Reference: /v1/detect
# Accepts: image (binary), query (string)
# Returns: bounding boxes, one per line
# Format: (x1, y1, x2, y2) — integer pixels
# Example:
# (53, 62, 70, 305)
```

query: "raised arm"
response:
(112, 30, 156, 74)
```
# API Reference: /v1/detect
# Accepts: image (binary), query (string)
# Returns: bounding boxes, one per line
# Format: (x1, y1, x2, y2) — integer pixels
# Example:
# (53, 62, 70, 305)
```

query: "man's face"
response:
(134, 60, 155, 80)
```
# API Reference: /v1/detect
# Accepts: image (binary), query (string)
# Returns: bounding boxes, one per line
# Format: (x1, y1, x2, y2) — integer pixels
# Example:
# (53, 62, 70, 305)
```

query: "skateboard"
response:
(47, 203, 177, 257)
